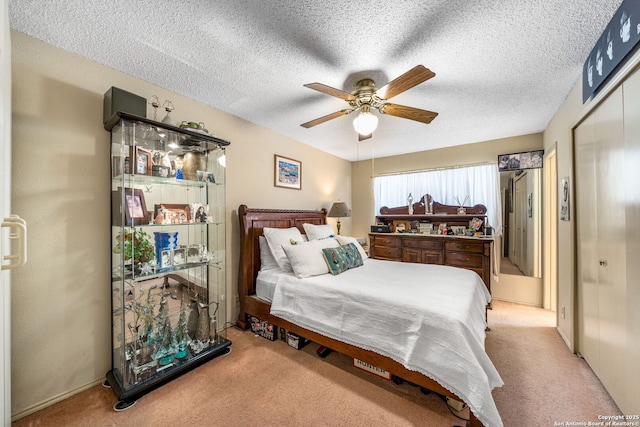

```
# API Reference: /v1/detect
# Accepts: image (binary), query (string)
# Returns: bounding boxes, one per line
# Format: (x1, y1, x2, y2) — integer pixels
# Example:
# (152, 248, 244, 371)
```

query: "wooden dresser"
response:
(369, 233, 493, 294)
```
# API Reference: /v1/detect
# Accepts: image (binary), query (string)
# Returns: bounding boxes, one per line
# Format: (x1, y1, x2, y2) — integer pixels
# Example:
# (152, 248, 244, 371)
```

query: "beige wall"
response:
(543, 48, 640, 352)
(542, 81, 581, 350)
(351, 133, 545, 305)
(9, 31, 351, 418)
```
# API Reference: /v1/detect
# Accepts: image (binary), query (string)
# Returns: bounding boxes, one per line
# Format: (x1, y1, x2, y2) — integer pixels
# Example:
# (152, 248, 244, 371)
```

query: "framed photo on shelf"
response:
(130, 146, 152, 175)
(173, 248, 186, 266)
(192, 203, 209, 223)
(452, 226, 467, 236)
(197, 170, 215, 183)
(418, 223, 433, 234)
(153, 203, 191, 224)
(186, 245, 203, 263)
(160, 250, 172, 269)
(392, 220, 409, 233)
(113, 187, 150, 226)
(274, 154, 302, 190)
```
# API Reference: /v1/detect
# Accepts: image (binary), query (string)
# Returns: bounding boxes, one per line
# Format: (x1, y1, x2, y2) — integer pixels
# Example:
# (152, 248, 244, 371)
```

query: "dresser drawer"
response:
(404, 239, 443, 251)
(444, 241, 483, 254)
(372, 236, 401, 248)
(373, 246, 402, 260)
(445, 252, 483, 268)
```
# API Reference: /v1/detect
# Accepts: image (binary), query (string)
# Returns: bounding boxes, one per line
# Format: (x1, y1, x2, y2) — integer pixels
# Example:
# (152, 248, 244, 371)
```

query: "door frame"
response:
(1, 2, 13, 424)
(543, 146, 558, 312)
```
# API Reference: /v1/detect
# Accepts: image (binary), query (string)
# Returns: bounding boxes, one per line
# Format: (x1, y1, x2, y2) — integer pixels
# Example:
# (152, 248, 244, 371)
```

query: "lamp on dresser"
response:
(328, 201, 351, 235)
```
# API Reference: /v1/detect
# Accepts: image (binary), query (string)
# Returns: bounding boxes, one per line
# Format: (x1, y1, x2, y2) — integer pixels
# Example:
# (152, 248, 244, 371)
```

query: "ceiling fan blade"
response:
(300, 109, 353, 128)
(358, 132, 372, 141)
(303, 83, 356, 101)
(376, 65, 435, 100)
(379, 103, 438, 124)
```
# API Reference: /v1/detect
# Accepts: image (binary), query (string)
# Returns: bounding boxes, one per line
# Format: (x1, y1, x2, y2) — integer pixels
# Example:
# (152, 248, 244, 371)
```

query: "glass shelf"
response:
(116, 221, 224, 229)
(114, 260, 225, 283)
(112, 174, 222, 188)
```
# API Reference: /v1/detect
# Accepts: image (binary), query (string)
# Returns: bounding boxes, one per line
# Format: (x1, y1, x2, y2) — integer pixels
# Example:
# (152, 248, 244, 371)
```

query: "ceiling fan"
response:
(300, 65, 438, 139)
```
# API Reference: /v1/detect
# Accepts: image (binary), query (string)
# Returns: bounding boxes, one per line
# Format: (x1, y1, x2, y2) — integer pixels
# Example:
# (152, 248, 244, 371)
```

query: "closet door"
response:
(623, 68, 640, 415)
(593, 87, 626, 408)
(575, 111, 599, 374)
(576, 85, 629, 412)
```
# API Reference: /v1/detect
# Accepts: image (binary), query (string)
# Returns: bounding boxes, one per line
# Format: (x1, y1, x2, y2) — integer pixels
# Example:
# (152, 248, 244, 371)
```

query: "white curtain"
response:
(373, 164, 503, 235)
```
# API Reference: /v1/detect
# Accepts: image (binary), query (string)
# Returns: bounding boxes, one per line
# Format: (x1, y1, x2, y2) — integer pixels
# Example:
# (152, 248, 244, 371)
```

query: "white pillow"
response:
(263, 227, 305, 272)
(259, 236, 280, 271)
(335, 235, 368, 260)
(303, 223, 335, 241)
(282, 238, 340, 278)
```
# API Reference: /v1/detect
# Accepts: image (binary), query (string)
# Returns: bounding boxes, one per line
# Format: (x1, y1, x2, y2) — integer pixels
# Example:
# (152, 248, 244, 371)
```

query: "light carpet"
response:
(12, 300, 621, 426)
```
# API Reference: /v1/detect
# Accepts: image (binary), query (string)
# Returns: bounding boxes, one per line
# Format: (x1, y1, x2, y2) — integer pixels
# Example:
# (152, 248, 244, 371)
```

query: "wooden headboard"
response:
(380, 194, 487, 215)
(237, 205, 327, 323)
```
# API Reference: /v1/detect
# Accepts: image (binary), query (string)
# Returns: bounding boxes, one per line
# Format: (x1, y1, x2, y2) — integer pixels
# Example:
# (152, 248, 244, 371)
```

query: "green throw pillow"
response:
(322, 243, 363, 275)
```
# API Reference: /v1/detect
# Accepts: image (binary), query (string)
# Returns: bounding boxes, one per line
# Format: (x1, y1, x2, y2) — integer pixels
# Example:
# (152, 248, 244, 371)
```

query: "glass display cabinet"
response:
(104, 112, 231, 410)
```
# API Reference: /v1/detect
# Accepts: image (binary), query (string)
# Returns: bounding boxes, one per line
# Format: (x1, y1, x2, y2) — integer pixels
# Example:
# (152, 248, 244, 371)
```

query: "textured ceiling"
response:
(9, 0, 623, 161)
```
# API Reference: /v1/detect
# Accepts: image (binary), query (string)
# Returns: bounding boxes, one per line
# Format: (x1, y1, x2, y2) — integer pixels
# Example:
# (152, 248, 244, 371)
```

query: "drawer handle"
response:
(599, 260, 607, 267)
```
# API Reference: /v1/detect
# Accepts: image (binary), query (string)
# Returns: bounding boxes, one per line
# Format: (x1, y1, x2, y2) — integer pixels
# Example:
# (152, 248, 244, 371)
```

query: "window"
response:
(373, 163, 502, 235)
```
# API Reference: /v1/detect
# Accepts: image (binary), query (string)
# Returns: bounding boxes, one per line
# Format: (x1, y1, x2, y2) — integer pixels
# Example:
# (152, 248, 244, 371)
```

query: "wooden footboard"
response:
(236, 205, 485, 427)
(244, 296, 483, 426)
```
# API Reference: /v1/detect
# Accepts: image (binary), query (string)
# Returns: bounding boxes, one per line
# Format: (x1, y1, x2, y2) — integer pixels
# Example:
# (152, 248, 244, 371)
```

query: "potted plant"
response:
(113, 227, 155, 267)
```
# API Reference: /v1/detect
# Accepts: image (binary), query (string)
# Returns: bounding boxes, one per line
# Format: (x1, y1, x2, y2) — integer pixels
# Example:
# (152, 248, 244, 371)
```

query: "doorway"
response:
(543, 148, 558, 312)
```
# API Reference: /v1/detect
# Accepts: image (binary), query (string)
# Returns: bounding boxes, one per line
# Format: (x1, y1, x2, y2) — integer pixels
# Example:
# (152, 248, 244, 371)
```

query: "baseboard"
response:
(491, 297, 543, 308)
(12, 378, 104, 422)
(556, 326, 574, 353)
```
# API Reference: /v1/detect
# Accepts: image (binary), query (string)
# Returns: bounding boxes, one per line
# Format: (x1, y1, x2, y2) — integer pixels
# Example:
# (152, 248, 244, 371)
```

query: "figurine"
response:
(408, 193, 414, 215)
(424, 194, 433, 214)
(160, 100, 176, 126)
(455, 196, 469, 215)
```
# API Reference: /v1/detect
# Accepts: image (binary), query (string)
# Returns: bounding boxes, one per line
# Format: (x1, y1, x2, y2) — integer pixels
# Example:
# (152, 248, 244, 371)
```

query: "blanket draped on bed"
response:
(269, 258, 504, 427)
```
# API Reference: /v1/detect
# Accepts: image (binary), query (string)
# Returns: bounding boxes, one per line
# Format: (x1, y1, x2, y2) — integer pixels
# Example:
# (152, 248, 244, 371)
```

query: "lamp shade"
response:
(328, 201, 351, 218)
(352, 110, 378, 135)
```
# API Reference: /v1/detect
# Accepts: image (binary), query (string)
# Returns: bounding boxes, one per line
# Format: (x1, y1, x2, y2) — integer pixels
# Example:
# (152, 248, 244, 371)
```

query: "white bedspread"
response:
(269, 258, 504, 427)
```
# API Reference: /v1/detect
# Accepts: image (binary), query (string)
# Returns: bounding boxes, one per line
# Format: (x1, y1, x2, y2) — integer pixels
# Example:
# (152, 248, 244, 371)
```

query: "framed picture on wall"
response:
(498, 150, 544, 172)
(274, 154, 302, 190)
(560, 177, 570, 221)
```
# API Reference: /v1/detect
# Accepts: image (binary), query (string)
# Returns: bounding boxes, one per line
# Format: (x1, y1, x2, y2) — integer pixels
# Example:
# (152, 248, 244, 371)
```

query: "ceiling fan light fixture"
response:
(301, 65, 436, 132)
(353, 107, 378, 135)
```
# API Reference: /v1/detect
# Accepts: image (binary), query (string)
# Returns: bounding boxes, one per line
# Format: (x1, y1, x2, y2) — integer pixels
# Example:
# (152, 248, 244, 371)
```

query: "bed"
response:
(236, 205, 503, 427)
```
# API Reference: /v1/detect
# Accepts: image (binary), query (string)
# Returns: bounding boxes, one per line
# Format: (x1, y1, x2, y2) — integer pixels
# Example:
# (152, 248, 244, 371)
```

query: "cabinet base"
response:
(105, 339, 231, 408)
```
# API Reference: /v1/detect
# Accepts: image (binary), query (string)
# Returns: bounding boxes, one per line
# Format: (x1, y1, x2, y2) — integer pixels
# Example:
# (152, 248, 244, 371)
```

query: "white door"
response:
(593, 86, 626, 409)
(575, 112, 599, 373)
(1, 5, 26, 426)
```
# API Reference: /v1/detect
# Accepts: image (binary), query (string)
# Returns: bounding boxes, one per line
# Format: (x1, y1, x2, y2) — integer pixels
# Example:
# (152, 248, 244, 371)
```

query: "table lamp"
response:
(328, 201, 351, 235)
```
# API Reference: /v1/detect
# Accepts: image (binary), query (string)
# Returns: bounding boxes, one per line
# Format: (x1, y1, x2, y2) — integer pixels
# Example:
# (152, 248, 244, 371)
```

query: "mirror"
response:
(499, 168, 542, 277)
